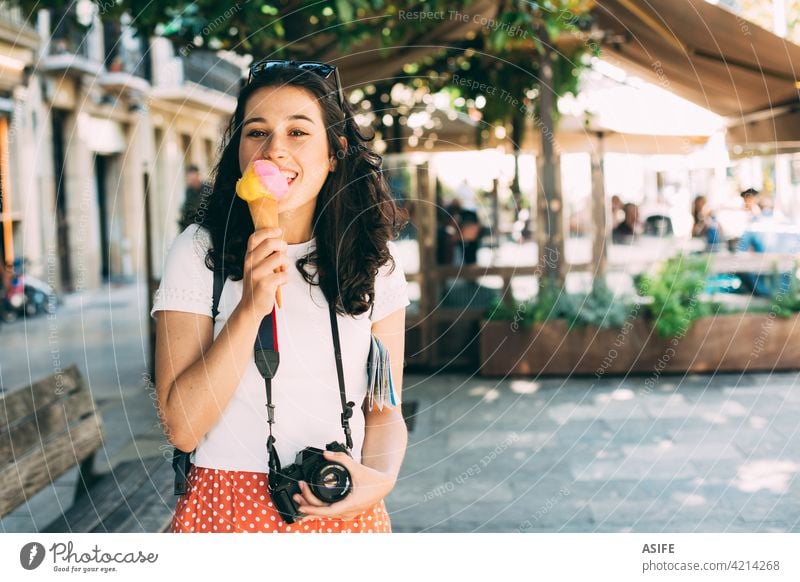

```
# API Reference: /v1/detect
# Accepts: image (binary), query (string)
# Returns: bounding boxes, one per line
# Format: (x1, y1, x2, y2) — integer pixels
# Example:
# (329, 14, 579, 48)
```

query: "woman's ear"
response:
(330, 136, 348, 172)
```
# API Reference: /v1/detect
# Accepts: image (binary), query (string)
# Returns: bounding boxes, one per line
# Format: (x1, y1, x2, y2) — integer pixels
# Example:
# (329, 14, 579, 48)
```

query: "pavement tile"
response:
(547, 398, 649, 424)
(572, 454, 700, 481)
(599, 418, 677, 444)
(510, 487, 592, 523)
(624, 440, 742, 463)
(444, 428, 549, 452)
(591, 492, 738, 532)
(641, 392, 697, 418)
(547, 417, 614, 439)
(0, 477, 77, 532)
(731, 495, 800, 525)
(770, 419, 800, 442)
(387, 499, 457, 533)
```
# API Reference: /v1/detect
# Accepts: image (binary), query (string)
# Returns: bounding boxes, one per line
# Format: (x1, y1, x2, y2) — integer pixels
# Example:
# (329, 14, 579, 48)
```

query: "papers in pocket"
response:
(366, 333, 397, 411)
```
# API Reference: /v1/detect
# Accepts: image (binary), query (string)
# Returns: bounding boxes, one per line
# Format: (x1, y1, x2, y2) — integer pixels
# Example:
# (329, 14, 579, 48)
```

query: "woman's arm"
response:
(155, 227, 288, 452)
(293, 306, 408, 520)
(154, 306, 263, 452)
(360, 306, 408, 481)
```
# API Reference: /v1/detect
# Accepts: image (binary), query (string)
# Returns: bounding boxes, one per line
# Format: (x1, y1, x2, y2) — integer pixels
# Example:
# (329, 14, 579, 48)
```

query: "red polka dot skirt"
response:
(171, 465, 392, 533)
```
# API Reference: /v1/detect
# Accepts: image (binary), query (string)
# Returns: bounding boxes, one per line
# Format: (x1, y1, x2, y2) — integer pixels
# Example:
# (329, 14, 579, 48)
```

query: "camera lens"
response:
(310, 462, 351, 503)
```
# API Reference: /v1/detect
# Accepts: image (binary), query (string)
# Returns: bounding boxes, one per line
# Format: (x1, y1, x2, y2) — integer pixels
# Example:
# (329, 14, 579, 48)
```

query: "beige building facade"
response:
(0, 4, 41, 283)
(1, 4, 236, 293)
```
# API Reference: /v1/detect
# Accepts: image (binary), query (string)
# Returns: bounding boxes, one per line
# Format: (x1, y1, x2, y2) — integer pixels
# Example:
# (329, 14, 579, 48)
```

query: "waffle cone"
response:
(247, 197, 283, 308)
(248, 198, 279, 229)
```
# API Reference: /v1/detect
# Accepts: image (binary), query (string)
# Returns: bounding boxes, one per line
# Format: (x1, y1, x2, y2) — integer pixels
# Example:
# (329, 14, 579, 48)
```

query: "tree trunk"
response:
(536, 45, 565, 286)
(386, 113, 403, 154)
(511, 113, 523, 211)
(591, 133, 608, 280)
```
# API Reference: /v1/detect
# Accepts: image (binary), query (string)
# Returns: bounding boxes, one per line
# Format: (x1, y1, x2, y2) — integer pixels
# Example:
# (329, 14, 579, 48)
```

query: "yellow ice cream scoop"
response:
(236, 159, 290, 202)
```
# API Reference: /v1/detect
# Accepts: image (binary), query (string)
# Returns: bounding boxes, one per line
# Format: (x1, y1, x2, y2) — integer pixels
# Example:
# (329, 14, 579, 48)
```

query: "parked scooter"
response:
(0, 258, 59, 322)
(0, 271, 23, 323)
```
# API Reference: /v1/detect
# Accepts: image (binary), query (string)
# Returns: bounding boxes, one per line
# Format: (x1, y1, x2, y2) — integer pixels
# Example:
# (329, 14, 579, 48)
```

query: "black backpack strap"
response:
(173, 265, 224, 495)
(171, 448, 192, 496)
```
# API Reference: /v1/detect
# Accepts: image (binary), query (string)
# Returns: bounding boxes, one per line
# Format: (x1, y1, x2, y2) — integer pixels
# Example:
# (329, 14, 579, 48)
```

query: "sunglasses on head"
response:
(247, 59, 345, 110)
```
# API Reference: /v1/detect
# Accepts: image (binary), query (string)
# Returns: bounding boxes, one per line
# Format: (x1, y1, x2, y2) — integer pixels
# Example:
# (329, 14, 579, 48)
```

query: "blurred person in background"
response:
(725, 188, 761, 252)
(692, 195, 710, 238)
(437, 203, 458, 265)
(612, 202, 640, 244)
(610, 194, 625, 228)
(741, 188, 761, 218)
(446, 196, 483, 266)
(736, 193, 792, 296)
(758, 194, 776, 217)
(178, 164, 211, 232)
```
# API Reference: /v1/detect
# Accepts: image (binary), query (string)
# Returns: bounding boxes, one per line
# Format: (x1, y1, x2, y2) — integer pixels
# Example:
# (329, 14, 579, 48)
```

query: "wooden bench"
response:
(0, 365, 175, 532)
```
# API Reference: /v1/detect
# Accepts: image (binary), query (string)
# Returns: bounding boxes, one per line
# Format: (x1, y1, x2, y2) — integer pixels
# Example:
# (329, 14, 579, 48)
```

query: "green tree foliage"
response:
(18, 1, 486, 59)
(398, 1, 596, 136)
(21, 1, 595, 129)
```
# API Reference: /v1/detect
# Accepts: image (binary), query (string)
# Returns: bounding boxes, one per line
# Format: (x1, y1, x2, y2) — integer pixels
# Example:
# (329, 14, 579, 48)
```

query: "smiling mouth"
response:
(280, 170, 298, 187)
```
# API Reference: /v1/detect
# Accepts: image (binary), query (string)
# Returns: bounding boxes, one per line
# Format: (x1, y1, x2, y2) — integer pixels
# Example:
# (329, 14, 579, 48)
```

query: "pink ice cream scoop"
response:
(236, 159, 290, 202)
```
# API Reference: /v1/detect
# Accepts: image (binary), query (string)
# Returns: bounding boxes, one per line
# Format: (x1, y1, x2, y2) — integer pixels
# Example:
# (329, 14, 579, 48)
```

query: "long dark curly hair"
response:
(198, 65, 408, 316)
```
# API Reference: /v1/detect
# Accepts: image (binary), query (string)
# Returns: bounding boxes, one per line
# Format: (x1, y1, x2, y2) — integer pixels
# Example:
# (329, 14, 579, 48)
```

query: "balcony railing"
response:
(103, 19, 149, 81)
(0, 4, 32, 30)
(48, 8, 91, 59)
(182, 51, 241, 97)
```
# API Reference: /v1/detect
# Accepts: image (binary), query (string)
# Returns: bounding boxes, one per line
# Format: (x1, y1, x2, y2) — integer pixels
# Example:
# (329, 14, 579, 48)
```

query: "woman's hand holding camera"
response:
(239, 227, 289, 319)
(293, 450, 395, 521)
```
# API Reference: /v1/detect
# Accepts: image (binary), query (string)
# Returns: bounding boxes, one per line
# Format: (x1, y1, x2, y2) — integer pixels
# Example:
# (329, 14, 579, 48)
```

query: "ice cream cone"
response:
(248, 197, 280, 230)
(248, 198, 282, 308)
(236, 160, 290, 309)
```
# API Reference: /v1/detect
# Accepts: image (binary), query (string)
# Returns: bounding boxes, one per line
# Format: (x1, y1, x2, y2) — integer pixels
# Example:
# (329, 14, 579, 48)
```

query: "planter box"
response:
(479, 314, 800, 376)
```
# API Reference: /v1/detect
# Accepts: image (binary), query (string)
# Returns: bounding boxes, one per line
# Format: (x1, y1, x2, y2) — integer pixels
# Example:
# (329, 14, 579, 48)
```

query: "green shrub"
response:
(767, 265, 800, 318)
(637, 256, 718, 337)
(485, 278, 632, 330)
(485, 295, 520, 323)
(562, 279, 631, 329)
(529, 278, 571, 325)
(484, 280, 569, 328)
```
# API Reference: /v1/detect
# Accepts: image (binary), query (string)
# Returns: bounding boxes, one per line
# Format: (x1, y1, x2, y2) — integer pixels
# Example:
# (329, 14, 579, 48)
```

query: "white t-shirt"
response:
(150, 224, 410, 473)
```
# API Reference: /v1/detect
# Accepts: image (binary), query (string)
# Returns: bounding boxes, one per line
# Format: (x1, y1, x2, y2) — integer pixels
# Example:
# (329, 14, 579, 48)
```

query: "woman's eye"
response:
(247, 129, 267, 138)
(289, 129, 308, 137)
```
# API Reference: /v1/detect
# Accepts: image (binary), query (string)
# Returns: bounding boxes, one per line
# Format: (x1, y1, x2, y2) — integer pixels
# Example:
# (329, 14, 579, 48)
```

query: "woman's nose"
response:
(262, 134, 287, 160)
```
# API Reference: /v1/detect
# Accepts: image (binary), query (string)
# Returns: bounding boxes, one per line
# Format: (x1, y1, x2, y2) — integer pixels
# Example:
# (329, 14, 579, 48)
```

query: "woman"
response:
(151, 62, 410, 533)
(691, 195, 709, 238)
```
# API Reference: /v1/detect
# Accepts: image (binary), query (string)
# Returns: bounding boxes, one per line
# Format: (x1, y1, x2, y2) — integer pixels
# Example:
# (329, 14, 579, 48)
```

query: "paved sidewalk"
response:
(2, 283, 798, 532)
(0, 284, 170, 532)
(390, 372, 800, 532)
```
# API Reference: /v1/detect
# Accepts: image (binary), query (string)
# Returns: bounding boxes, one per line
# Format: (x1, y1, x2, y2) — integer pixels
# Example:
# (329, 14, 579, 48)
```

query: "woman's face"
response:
(239, 85, 332, 216)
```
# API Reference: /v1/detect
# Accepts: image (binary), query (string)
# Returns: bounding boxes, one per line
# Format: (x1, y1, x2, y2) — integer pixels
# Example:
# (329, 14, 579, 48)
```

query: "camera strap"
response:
(254, 298, 355, 490)
(253, 307, 281, 480)
(328, 301, 355, 450)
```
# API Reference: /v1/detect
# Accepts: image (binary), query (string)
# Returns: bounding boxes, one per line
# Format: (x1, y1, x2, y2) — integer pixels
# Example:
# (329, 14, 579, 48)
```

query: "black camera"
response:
(270, 441, 352, 524)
